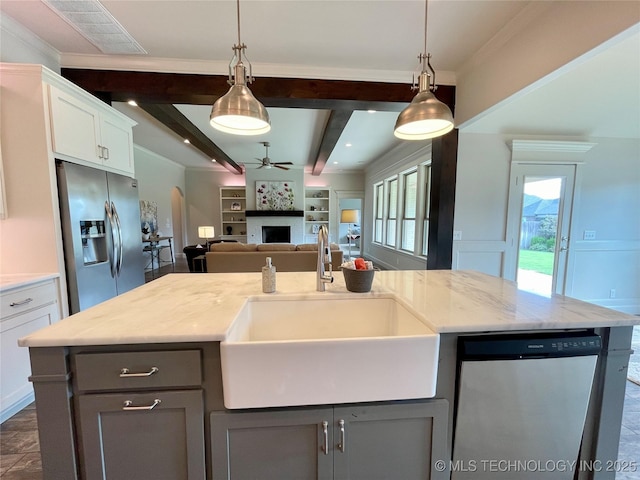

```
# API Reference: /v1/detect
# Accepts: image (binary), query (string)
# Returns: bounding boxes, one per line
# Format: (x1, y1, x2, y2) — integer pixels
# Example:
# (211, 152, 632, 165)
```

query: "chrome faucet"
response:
(317, 224, 333, 291)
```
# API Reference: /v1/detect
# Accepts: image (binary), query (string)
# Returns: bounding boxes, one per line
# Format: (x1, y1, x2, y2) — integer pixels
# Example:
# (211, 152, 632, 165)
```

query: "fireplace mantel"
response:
(245, 210, 304, 217)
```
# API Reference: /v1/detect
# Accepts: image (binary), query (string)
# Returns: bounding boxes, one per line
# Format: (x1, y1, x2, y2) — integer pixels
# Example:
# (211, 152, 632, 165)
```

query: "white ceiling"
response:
(1, 1, 638, 173)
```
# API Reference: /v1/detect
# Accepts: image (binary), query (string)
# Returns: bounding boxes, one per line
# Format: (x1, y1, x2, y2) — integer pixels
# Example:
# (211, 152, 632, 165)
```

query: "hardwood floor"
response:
(144, 254, 190, 282)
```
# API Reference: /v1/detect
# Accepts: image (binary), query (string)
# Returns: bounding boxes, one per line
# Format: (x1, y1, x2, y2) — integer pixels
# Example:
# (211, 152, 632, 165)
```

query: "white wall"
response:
(183, 168, 365, 246)
(566, 138, 640, 313)
(453, 132, 640, 313)
(133, 145, 186, 258)
(0, 14, 60, 72)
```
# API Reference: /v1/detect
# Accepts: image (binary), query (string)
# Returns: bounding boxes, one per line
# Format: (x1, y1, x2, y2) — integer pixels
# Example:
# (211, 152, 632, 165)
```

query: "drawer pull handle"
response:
(119, 366, 159, 377)
(338, 419, 346, 453)
(122, 399, 161, 411)
(10, 298, 33, 307)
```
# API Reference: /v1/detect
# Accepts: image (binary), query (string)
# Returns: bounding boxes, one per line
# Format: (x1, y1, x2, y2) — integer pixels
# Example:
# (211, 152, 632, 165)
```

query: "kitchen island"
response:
(20, 270, 638, 479)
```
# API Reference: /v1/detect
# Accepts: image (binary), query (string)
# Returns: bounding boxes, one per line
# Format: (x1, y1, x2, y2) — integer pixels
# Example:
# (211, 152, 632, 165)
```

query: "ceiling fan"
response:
(245, 142, 293, 171)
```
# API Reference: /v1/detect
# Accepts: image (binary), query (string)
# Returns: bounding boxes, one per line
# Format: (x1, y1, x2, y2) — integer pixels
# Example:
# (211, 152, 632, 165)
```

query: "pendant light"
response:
(210, 0, 270, 135)
(394, 0, 453, 140)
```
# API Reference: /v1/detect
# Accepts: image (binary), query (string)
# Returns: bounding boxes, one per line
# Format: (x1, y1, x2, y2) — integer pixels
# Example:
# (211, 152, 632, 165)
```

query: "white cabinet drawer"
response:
(1, 281, 57, 319)
(1, 302, 58, 421)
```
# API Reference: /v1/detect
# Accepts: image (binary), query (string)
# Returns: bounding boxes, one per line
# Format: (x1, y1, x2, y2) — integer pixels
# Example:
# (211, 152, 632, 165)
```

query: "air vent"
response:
(44, 0, 146, 55)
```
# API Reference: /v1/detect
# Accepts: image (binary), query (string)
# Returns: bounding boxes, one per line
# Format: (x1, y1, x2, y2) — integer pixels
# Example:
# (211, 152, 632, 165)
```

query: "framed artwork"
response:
(230, 202, 242, 211)
(139, 200, 158, 234)
(256, 181, 295, 210)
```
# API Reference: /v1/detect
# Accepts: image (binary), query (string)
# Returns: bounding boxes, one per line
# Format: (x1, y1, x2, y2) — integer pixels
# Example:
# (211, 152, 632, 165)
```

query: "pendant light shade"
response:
(210, 0, 270, 136)
(210, 80, 271, 135)
(394, 0, 453, 140)
(394, 74, 454, 140)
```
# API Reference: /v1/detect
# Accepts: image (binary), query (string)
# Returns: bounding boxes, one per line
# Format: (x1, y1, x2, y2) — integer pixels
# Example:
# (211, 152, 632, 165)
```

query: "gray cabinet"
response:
(72, 349, 206, 480)
(211, 407, 333, 480)
(77, 390, 205, 480)
(211, 400, 449, 480)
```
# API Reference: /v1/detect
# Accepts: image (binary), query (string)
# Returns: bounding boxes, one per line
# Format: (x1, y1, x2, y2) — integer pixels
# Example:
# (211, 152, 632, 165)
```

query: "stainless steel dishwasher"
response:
(452, 332, 601, 480)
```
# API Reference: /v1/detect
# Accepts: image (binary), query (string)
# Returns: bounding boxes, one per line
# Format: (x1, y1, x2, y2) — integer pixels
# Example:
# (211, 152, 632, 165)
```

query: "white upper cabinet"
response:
(48, 84, 136, 176)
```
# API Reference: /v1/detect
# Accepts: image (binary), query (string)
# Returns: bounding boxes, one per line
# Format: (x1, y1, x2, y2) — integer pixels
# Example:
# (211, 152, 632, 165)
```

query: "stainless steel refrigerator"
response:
(57, 161, 145, 314)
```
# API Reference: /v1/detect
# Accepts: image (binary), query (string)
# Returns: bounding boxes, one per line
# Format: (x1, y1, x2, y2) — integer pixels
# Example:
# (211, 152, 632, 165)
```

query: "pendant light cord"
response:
(236, 0, 242, 47)
(423, 0, 428, 57)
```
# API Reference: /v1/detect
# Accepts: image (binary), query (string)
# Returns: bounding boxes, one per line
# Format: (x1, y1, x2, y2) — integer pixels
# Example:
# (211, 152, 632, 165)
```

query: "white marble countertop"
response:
(19, 270, 639, 347)
(0, 273, 59, 292)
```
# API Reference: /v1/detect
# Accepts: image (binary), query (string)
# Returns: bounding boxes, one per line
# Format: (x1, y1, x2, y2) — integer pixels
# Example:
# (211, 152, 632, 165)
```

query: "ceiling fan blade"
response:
(275, 162, 293, 165)
(257, 164, 265, 169)
(274, 164, 290, 171)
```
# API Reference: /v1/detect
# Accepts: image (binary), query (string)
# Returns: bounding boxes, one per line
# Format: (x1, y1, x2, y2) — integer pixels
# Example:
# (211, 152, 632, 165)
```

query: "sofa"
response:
(205, 242, 343, 273)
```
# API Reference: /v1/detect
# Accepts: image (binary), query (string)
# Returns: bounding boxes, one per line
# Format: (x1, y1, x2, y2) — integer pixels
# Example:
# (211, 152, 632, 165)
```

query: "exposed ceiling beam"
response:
(60, 69, 456, 113)
(312, 110, 354, 176)
(60, 68, 456, 176)
(138, 103, 242, 174)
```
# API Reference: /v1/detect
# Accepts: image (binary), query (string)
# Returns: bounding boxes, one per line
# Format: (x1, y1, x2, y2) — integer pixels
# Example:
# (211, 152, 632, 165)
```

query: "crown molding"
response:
(509, 140, 597, 153)
(508, 139, 597, 164)
(0, 13, 61, 66)
(59, 53, 456, 85)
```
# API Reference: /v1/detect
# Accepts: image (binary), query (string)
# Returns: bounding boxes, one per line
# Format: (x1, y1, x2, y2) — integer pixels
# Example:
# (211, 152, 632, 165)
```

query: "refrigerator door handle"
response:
(111, 201, 124, 276)
(105, 201, 118, 278)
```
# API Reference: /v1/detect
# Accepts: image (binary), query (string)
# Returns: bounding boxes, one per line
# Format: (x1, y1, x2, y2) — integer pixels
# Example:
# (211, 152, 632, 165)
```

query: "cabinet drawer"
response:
(1, 282, 57, 319)
(73, 350, 202, 392)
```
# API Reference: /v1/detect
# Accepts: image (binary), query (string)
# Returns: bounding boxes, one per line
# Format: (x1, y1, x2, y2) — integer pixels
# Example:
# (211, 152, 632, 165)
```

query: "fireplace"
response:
(262, 226, 291, 243)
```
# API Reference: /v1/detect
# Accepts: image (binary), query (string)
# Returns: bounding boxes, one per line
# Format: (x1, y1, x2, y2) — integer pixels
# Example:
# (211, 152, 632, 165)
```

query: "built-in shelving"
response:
(219, 187, 247, 242)
(304, 187, 331, 243)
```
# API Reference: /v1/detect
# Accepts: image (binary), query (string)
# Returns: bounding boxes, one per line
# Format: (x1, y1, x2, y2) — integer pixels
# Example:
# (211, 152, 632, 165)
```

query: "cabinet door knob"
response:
(119, 366, 159, 377)
(122, 399, 161, 411)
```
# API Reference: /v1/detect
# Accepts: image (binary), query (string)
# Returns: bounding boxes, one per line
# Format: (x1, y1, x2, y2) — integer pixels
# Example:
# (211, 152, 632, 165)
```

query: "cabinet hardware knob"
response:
(322, 421, 329, 455)
(119, 366, 159, 377)
(338, 419, 346, 453)
(122, 399, 161, 411)
(9, 298, 33, 307)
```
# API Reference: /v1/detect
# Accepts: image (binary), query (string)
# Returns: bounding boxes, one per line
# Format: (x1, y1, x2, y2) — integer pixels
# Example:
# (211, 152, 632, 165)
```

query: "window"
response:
(373, 183, 384, 243)
(401, 170, 418, 252)
(370, 156, 431, 259)
(385, 178, 398, 247)
(422, 165, 432, 256)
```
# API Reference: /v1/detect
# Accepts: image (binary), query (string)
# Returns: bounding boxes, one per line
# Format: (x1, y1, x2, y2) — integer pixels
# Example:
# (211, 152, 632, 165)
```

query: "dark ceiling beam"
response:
(60, 69, 456, 113)
(60, 68, 456, 176)
(138, 104, 242, 174)
(312, 110, 354, 176)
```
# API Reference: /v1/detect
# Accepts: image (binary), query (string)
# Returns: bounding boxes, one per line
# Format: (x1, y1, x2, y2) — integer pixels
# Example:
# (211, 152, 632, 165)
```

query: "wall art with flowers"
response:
(256, 181, 295, 211)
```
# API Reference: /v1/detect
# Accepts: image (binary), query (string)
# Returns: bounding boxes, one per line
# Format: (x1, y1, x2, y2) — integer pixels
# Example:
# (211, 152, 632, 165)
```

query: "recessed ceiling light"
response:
(367, 110, 376, 114)
(333, 161, 339, 164)
(345, 143, 352, 147)
(127, 100, 138, 107)
(183, 139, 190, 144)
(211, 159, 217, 163)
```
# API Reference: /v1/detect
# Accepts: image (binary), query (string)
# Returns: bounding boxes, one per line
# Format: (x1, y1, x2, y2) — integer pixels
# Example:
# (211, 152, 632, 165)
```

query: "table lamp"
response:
(198, 226, 215, 249)
(340, 209, 360, 260)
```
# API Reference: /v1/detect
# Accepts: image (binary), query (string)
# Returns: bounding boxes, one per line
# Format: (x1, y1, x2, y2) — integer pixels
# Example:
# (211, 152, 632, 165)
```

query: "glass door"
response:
(506, 164, 576, 296)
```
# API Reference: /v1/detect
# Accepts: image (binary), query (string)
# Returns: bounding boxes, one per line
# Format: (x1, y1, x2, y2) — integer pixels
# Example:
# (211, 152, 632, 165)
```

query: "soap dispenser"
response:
(262, 257, 276, 293)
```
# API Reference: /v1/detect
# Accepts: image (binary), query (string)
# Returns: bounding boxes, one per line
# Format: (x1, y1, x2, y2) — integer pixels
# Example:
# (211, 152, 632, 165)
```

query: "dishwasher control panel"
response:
(460, 332, 602, 360)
